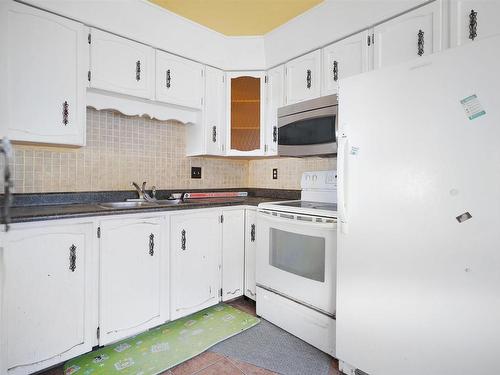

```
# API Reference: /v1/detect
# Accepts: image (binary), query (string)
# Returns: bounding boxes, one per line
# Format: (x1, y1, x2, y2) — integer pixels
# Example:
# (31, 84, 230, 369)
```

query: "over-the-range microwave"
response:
(277, 94, 338, 157)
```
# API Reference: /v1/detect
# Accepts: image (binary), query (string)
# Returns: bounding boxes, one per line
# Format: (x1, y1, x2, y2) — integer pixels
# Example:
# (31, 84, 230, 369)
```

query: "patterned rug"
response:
(64, 304, 260, 375)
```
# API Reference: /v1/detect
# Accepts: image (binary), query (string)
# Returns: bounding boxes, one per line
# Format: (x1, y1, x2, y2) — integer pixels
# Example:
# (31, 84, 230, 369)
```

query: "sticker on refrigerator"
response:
(460, 94, 486, 120)
(350, 146, 359, 155)
(456, 212, 472, 223)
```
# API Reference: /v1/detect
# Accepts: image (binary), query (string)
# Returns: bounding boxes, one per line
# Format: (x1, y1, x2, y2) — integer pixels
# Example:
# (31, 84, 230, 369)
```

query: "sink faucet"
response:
(131, 181, 156, 202)
(1, 138, 12, 232)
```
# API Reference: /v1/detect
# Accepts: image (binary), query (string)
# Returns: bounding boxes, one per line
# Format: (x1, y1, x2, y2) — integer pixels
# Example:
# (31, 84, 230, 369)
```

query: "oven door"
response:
(278, 105, 338, 157)
(256, 209, 337, 315)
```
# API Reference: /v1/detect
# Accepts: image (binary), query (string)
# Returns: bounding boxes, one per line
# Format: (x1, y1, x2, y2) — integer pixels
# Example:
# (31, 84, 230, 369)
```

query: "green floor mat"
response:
(64, 304, 260, 375)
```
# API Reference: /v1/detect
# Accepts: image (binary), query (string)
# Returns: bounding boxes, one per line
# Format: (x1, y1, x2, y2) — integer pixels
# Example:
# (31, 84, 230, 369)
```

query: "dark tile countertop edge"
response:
(5, 189, 300, 224)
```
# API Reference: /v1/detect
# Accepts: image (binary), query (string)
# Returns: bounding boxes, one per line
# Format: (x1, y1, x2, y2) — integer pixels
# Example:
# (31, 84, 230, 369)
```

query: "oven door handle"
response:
(257, 210, 336, 230)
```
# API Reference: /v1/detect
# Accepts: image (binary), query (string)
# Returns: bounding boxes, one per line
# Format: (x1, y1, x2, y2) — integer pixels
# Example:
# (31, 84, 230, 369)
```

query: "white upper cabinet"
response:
(221, 210, 245, 301)
(170, 211, 221, 320)
(226, 71, 266, 156)
(244, 209, 257, 300)
(155, 50, 204, 109)
(3, 222, 94, 375)
(99, 216, 165, 345)
(285, 50, 321, 105)
(450, 1, 500, 46)
(321, 30, 371, 96)
(89, 28, 154, 99)
(0, 1, 87, 146)
(265, 65, 285, 155)
(373, 1, 443, 70)
(204, 66, 226, 155)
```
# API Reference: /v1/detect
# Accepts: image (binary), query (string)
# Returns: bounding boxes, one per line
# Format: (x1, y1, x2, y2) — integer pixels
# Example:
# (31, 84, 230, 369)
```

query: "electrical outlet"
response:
(272, 168, 278, 179)
(191, 167, 202, 179)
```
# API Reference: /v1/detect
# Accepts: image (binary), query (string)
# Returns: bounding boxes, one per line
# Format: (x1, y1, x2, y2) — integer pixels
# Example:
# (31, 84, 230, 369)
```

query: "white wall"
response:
(264, 0, 427, 67)
(22, 0, 430, 70)
(22, 0, 266, 70)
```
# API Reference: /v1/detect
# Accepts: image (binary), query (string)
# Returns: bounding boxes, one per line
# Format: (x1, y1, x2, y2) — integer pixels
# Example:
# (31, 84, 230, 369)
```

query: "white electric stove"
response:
(256, 170, 338, 357)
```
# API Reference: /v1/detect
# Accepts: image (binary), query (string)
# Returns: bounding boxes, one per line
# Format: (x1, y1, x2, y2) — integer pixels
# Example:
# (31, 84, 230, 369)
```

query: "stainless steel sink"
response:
(98, 201, 159, 209)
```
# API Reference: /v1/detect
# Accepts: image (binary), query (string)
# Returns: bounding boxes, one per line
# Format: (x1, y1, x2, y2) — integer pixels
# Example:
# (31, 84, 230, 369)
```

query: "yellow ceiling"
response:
(149, 0, 323, 36)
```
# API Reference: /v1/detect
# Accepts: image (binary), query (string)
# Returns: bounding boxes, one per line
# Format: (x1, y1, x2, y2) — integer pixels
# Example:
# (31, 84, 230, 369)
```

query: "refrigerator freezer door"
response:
(337, 35, 500, 375)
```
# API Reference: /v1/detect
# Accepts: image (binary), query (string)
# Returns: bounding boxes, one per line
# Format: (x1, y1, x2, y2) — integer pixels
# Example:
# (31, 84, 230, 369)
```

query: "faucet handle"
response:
(142, 181, 147, 191)
(151, 186, 157, 199)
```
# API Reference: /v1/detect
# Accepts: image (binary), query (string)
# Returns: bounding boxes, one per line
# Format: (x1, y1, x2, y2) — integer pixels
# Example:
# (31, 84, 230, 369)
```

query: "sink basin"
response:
(98, 201, 159, 209)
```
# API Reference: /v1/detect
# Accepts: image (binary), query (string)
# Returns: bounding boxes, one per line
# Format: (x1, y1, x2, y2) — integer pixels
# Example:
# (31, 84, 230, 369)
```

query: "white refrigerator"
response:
(336, 35, 500, 375)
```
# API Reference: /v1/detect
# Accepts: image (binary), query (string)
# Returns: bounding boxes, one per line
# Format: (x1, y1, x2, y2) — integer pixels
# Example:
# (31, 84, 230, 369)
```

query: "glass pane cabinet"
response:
(226, 72, 266, 155)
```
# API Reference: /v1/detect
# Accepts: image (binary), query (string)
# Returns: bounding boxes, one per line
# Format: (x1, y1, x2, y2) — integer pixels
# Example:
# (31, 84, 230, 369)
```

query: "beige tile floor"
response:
(38, 298, 341, 375)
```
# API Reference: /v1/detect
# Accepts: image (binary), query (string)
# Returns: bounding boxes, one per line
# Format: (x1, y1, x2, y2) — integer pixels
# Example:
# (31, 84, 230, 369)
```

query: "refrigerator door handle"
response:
(338, 133, 349, 234)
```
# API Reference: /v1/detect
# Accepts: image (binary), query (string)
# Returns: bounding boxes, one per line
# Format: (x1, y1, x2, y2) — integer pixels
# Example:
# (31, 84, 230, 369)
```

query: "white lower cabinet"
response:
(1, 221, 95, 375)
(99, 216, 166, 345)
(244, 209, 257, 300)
(170, 210, 221, 320)
(221, 209, 245, 301)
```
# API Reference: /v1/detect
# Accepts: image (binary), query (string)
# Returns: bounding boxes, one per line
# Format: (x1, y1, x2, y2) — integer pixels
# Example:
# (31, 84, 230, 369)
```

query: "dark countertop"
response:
(7, 189, 299, 224)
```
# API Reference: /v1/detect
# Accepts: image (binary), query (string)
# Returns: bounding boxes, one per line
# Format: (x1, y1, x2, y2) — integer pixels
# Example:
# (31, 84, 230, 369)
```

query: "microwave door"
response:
(278, 106, 338, 157)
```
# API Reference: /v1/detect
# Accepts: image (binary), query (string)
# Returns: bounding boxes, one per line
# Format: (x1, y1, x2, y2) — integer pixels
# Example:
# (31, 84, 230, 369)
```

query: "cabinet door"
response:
(205, 67, 226, 155)
(170, 211, 221, 319)
(244, 209, 257, 300)
(450, 1, 500, 46)
(100, 217, 163, 344)
(222, 210, 245, 301)
(3, 222, 93, 374)
(285, 50, 321, 105)
(90, 28, 154, 99)
(373, 1, 443, 70)
(156, 50, 204, 109)
(0, 2, 86, 146)
(322, 31, 370, 96)
(265, 65, 285, 155)
(226, 72, 266, 156)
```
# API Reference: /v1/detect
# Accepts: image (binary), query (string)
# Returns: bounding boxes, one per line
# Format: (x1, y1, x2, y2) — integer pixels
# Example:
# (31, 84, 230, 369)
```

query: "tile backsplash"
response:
(7, 108, 335, 193)
(248, 157, 336, 190)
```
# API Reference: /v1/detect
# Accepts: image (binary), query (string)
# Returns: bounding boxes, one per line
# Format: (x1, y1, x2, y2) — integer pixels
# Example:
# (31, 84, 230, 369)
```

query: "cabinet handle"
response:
(149, 233, 155, 256)
(181, 229, 186, 250)
(166, 69, 171, 88)
(273, 126, 278, 143)
(306, 69, 312, 89)
(250, 224, 256, 242)
(69, 244, 76, 272)
(62, 101, 69, 126)
(417, 30, 425, 56)
(136, 60, 141, 81)
(469, 9, 478, 40)
(333, 60, 338, 82)
(212, 126, 217, 143)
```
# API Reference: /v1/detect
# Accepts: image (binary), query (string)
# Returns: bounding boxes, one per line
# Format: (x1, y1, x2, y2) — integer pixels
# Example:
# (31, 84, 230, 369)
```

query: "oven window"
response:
(269, 228, 325, 282)
(278, 116, 336, 146)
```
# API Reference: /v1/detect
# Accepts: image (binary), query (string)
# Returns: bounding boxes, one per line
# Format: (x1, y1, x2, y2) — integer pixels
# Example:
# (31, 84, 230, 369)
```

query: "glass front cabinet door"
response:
(226, 72, 266, 156)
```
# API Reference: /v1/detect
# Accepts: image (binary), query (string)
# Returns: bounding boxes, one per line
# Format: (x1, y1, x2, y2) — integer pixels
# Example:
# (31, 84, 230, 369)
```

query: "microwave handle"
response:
(338, 133, 349, 234)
